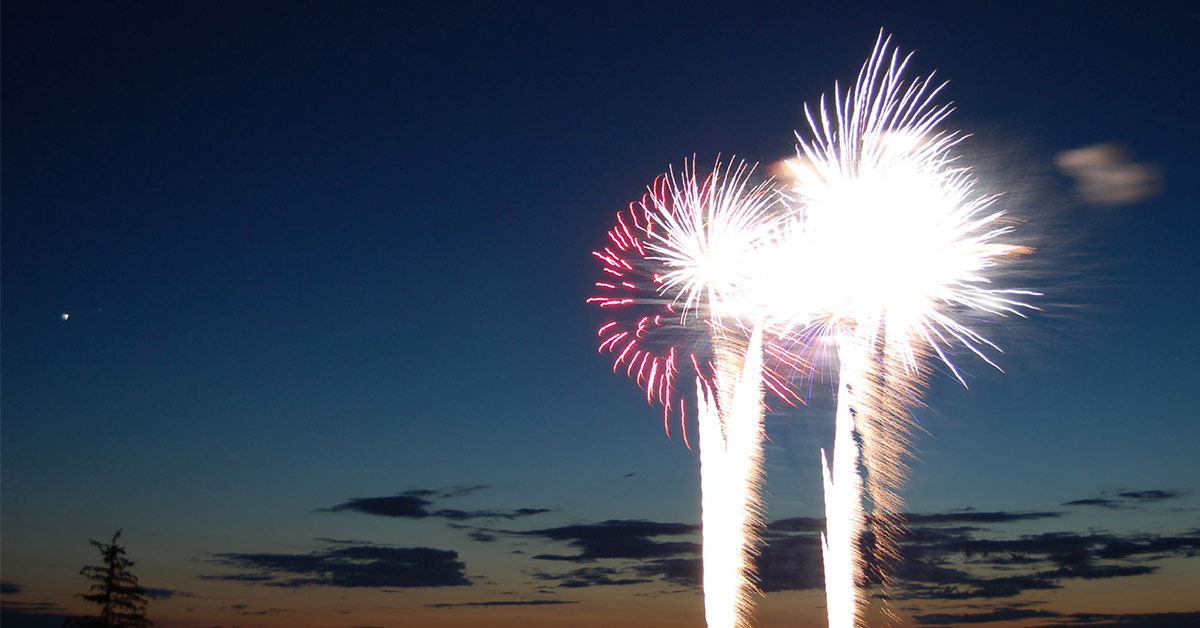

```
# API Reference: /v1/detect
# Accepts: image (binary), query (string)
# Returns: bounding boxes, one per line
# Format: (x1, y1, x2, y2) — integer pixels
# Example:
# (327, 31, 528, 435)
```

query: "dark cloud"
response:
(322, 495, 433, 518)
(203, 541, 471, 588)
(140, 587, 195, 600)
(1063, 497, 1122, 509)
(1030, 611, 1200, 628)
(916, 607, 1062, 625)
(514, 520, 701, 590)
(1045, 564, 1156, 580)
(635, 557, 702, 588)
(881, 522, 1200, 602)
(321, 492, 549, 522)
(1117, 490, 1185, 502)
(436, 485, 491, 498)
(896, 573, 1063, 600)
(0, 601, 62, 613)
(0, 581, 22, 595)
(435, 507, 552, 521)
(1063, 489, 1186, 509)
(904, 511, 1062, 525)
(396, 485, 489, 499)
(519, 520, 699, 562)
(427, 599, 579, 608)
(237, 608, 297, 616)
(755, 510, 1200, 601)
(531, 566, 653, 588)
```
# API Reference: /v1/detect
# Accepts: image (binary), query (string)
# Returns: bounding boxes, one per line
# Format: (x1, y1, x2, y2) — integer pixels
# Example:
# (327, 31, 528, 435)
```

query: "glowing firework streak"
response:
(781, 33, 1038, 627)
(820, 331, 867, 628)
(589, 159, 802, 628)
(698, 326, 765, 628)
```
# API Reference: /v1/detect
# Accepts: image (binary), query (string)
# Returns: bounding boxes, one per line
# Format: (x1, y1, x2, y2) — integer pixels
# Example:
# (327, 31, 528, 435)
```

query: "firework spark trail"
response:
(699, 325, 766, 628)
(589, 159, 803, 628)
(780, 33, 1038, 627)
(819, 330, 868, 628)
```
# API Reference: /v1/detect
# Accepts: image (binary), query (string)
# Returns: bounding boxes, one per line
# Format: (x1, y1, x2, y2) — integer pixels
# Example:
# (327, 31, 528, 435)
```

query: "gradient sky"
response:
(3, 2, 1198, 628)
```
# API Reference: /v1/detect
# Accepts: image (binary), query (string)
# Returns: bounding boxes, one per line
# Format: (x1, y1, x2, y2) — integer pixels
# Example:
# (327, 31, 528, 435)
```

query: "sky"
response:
(2, 2, 1198, 627)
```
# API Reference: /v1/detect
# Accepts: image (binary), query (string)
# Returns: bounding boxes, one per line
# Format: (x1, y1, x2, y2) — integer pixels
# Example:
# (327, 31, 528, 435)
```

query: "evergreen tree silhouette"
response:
(66, 529, 152, 627)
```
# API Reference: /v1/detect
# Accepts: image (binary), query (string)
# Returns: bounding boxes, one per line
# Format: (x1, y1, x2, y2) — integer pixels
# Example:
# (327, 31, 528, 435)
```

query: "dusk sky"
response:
(3, 2, 1198, 627)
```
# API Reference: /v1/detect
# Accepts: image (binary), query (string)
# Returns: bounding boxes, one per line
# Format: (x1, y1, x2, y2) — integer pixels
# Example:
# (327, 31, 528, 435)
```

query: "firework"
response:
(588, 159, 802, 628)
(587, 34, 1036, 628)
(588, 160, 804, 440)
(781, 33, 1037, 626)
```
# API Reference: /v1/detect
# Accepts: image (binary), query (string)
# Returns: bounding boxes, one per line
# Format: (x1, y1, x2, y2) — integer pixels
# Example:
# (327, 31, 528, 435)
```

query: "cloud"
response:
(468, 530, 497, 543)
(435, 507, 552, 521)
(756, 508, 1200, 601)
(140, 587, 195, 600)
(635, 557, 702, 588)
(0, 581, 21, 595)
(237, 607, 298, 616)
(1063, 497, 1122, 509)
(322, 495, 433, 518)
(530, 566, 653, 588)
(882, 523, 1200, 602)
(1029, 611, 1200, 628)
(0, 601, 63, 613)
(514, 520, 701, 589)
(203, 540, 471, 588)
(436, 485, 491, 498)
(1117, 489, 1185, 502)
(915, 607, 1063, 625)
(903, 511, 1062, 525)
(426, 600, 579, 608)
(519, 520, 699, 562)
(1063, 489, 1185, 510)
(320, 490, 550, 522)
(1055, 143, 1161, 206)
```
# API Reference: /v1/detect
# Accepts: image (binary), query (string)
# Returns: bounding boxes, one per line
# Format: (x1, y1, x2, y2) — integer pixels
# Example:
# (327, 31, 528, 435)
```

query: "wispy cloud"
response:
(203, 540, 471, 588)
(140, 587, 196, 600)
(915, 606, 1062, 625)
(1063, 489, 1186, 510)
(519, 519, 699, 562)
(1029, 611, 1200, 628)
(427, 599, 580, 608)
(1055, 143, 1162, 206)
(530, 566, 653, 588)
(319, 488, 551, 522)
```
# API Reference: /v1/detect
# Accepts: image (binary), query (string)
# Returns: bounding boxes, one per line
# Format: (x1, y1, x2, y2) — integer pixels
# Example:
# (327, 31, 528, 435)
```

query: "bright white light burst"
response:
(778, 34, 1038, 379)
(778, 33, 1039, 628)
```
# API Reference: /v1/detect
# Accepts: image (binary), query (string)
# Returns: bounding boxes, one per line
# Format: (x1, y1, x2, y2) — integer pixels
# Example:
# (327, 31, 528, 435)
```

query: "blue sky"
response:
(3, 2, 1198, 627)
